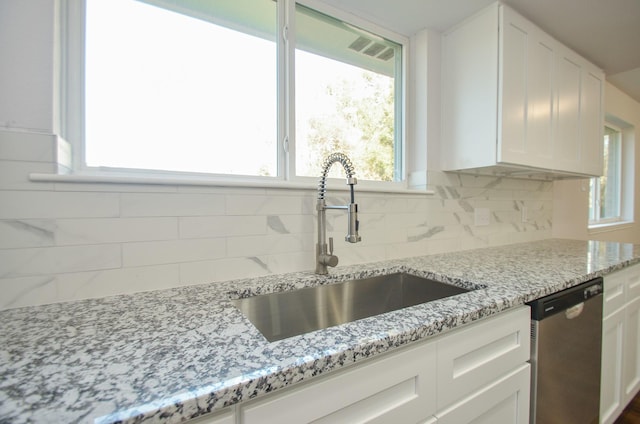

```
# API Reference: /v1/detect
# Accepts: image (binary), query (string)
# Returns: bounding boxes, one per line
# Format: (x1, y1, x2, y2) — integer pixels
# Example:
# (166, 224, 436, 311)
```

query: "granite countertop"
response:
(1, 239, 639, 423)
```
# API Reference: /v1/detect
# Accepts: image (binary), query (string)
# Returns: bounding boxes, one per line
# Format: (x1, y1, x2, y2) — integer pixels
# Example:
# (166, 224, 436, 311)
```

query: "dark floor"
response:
(615, 392, 640, 423)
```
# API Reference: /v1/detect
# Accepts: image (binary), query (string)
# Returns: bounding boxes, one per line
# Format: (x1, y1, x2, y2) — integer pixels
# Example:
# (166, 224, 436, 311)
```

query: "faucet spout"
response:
(315, 153, 361, 275)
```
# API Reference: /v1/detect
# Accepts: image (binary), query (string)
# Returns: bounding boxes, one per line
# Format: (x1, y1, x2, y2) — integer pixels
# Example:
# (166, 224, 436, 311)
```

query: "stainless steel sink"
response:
(231, 272, 470, 342)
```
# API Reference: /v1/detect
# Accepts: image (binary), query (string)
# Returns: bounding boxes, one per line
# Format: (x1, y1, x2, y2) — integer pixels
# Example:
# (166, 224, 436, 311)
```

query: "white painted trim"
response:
(29, 172, 435, 195)
(589, 220, 635, 235)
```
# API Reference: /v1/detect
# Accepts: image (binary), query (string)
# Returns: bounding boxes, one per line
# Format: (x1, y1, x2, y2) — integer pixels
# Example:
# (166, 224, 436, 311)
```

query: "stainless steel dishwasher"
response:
(529, 277, 603, 424)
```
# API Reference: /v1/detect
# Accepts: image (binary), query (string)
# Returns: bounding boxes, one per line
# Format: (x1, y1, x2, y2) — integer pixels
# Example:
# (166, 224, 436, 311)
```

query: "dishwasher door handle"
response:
(565, 302, 584, 319)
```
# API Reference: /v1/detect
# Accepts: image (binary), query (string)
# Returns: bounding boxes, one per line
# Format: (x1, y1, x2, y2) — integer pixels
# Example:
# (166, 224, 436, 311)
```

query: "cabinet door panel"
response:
(436, 363, 530, 424)
(442, 3, 603, 176)
(437, 306, 530, 409)
(499, 17, 527, 162)
(441, 3, 499, 171)
(601, 308, 625, 424)
(604, 268, 627, 317)
(555, 53, 582, 172)
(580, 70, 604, 175)
(500, 7, 555, 170)
(526, 39, 554, 166)
(627, 266, 640, 301)
(624, 297, 640, 404)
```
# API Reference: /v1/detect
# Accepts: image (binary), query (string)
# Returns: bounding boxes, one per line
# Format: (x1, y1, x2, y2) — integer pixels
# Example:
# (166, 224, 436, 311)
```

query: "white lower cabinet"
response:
(436, 306, 530, 410)
(435, 306, 530, 424)
(601, 263, 640, 424)
(624, 296, 640, 401)
(187, 306, 531, 424)
(435, 364, 530, 424)
(240, 339, 438, 424)
(601, 307, 625, 424)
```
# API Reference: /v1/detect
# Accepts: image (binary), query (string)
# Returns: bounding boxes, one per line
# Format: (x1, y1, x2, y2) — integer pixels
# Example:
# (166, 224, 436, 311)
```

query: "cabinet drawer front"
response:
(604, 269, 627, 317)
(240, 341, 437, 424)
(435, 363, 530, 424)
(436, 306, 530, 409)
(626, 268, 640, 303)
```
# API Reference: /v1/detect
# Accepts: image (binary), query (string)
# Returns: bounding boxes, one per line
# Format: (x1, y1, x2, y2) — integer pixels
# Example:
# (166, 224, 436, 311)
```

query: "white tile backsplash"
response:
(226, 234, 309, 258)
(120, 192, 225, 217)
(0, 160, 56, 190)
(179, 215, 266, 239)
(0, 131, 55, 162)
(56, 264, 181, 300)
(266, 215, 314, 235)
(1, 275, 58, 310)
(54, 217, 179, 245)
(0, 130, 553, 309)
(122, 238, 227, 267)
(0, 220, 56, 248)
(0, 244, 121, 278)
(225, 193, 304, 215)
(0, 190, 120, 219)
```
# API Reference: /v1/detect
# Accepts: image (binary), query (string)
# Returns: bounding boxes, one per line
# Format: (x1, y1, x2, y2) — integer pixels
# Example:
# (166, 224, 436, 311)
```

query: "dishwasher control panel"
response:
(584, 283, 603, 298)
(529, 277, 603, 320)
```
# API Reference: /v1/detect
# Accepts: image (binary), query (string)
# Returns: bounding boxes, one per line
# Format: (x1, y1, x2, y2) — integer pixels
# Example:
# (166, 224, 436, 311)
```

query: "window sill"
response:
(588, 220, 635, 234)
(29, 172, 435, 196)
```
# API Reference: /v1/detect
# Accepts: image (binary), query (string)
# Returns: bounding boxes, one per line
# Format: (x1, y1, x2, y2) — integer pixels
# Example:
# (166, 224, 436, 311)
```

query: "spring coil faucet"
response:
(315, 153, 361, 274)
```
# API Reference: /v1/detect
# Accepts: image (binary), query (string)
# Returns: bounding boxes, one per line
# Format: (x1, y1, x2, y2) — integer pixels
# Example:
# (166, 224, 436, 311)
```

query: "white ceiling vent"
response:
(348, 36, 394, 61)
(377, 48, 394, 61)
(348, 36, 372, 52)
(363, 42, 386, 57)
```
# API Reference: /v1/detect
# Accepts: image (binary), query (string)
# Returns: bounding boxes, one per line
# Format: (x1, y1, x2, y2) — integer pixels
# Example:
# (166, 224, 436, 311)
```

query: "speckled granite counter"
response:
(1, 239, 639, 423)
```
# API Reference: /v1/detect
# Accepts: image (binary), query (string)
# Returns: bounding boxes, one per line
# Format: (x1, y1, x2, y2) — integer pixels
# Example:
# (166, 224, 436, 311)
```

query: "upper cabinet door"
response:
(441, 2, 604, 179)
(555, 49, 584, 173)
(498, 10, 528, 164)
(554, 46, 604, 176)
(580, 68, 605, 176)
(499, 6, 554, 169)
(441, 3, 499, 171)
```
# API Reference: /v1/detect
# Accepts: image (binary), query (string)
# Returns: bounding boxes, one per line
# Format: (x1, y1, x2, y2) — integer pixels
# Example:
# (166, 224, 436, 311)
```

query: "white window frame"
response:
(588, 119, 635, 230)
(57, 0, 414, 192)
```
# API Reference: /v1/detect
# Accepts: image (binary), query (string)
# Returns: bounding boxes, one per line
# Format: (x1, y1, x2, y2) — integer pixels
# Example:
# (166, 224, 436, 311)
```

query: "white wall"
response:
(0, 2, 552, 310)
(553, 82, 640, 243)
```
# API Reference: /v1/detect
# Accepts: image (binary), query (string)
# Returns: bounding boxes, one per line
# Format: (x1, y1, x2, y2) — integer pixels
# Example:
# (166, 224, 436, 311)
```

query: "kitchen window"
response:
(589, 123, 633, 228)
(64, 0, 405, 185)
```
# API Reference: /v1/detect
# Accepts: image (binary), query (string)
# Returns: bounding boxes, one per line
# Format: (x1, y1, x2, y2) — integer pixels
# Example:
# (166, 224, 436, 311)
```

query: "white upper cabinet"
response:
(441, 2, 604, 179)
(499, 6, 555, 170)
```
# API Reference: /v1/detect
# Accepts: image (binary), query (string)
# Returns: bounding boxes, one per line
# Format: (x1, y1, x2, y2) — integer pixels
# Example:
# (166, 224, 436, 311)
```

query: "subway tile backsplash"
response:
(0, 131, 552, 309)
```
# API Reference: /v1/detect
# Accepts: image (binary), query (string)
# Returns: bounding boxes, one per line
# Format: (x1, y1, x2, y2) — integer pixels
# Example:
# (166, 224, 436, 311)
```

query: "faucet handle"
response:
(323, 237, 338, 267)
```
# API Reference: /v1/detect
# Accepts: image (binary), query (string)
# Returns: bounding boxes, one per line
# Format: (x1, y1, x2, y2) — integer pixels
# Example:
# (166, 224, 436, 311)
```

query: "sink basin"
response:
(231, 272, 470, 342)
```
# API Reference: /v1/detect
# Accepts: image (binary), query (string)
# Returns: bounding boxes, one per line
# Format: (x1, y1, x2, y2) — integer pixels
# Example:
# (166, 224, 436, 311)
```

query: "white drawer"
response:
(436, 306, 530, 409)
(604, 269, 627, 317)
(626, 267, 640, 303)
(240, 340, 437, 424)
(435, 363, 530, 424)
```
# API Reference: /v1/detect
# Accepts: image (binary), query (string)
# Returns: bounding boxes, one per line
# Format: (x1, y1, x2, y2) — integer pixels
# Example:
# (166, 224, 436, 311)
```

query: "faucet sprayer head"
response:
(346, 203, 361, 243)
